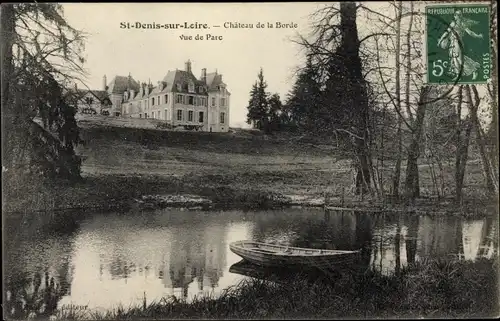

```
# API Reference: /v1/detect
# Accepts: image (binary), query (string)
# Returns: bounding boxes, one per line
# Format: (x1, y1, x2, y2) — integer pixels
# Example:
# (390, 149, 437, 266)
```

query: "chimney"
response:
(201, 68, 207, 83)
(127, 73, 132, 90)
(185, 59, 192, 74)
(103, 75, 107, 91)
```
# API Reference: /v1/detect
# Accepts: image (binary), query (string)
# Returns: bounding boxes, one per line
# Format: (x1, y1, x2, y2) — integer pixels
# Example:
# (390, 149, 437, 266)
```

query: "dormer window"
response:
(188, 82, 195, 93)
(176, 83, 182, 91)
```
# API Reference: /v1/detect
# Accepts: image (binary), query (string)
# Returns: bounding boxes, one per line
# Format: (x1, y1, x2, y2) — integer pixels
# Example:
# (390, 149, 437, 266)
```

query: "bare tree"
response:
(454, 86, 472, 204)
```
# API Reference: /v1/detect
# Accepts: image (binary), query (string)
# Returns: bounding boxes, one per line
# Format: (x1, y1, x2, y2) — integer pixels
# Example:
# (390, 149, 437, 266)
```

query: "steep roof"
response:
(107, 75, 140, 94)
(162, 70, 206, 94)
(205, 72, 228, 93)
(89, 90, 110, 102)
(66, 88, 111, 104)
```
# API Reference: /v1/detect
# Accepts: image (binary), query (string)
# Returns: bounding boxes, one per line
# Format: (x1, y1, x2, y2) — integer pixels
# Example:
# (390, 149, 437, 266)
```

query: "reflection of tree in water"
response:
(418, 216, 464, 260)
(4, 216, 76, 319)
(5, 269, 72, 319)
(251, 210, 372, 249)
(467, 216, 498, 260)
(478, 216, 498, 258)
(250, 210, 374, 273)
(404, 215, 419, 266)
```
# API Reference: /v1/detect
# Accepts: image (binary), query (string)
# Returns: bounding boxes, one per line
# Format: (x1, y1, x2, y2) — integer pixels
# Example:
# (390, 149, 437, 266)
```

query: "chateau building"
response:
(103, 60, 230, 132)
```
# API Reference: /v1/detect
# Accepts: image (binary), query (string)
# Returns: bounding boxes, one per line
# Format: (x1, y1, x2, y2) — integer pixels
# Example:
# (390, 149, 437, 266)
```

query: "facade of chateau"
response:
(103, 60, 230, 132)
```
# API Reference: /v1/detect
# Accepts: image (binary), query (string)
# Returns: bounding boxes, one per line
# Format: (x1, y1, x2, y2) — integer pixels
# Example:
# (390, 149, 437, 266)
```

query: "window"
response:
(165, 109, 168, 120)
(176, 94, 182, 104)
(139, 114, 142, 118)
(220, 112, 225, 124)
(177, 109, 183, 121)
(220, 98, 226, 107)
(158, 96, 160, 105)
(152, 97, 155, 106)
(176, 84, 182, 91)
(188, 96, 194, 105)
(145, 113, 148, 118)
(198, 111, 204, 123)
(211, 97, 216, 106)
(188, 83, 195, 93)
(85, 97, 94, 105)
(152, 111, 155, 119)
(165, 94, 168, 104)
(188, 110, 193, 122)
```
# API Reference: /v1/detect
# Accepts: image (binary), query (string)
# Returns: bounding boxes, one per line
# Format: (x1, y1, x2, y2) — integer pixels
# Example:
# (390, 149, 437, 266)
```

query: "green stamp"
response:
(426, 3, 491, 85)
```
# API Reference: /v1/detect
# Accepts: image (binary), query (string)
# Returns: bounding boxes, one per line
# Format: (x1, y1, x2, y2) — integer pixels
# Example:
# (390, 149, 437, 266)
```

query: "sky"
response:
(61, 2, 331, 128)
(60, 2, 493, 129)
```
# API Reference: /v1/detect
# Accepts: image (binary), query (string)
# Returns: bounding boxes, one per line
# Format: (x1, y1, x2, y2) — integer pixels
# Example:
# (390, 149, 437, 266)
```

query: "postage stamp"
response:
(425, 3, 491, 85)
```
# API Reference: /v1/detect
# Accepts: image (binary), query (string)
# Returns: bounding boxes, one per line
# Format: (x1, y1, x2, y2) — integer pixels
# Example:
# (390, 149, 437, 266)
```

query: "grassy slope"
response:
(3, 115, 495, 214)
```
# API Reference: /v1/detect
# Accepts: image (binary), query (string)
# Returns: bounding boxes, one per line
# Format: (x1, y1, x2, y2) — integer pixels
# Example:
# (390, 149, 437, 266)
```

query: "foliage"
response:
(2, 3, 85, 182)
(284, 56, 323, 132)
(246, 68, 270, 131)
(246, 68, 285, 134)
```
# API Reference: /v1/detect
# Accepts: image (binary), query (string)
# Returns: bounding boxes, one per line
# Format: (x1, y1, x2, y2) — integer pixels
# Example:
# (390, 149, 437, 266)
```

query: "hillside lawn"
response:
(3, 115, 496, 216)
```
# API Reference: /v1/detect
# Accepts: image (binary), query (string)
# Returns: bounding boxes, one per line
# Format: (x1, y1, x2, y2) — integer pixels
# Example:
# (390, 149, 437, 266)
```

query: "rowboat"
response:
(229, 240, 361, 269)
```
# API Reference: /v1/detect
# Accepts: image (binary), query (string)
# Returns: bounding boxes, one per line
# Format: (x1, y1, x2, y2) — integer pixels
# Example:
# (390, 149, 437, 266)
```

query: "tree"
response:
(2, 4, 85, 182)
(285, 55, 322, 131)
(293, 2, 373, 195)
(246, 68, 270, 131)
(268, 93, 283, 132)
(337, 2, 372, 195)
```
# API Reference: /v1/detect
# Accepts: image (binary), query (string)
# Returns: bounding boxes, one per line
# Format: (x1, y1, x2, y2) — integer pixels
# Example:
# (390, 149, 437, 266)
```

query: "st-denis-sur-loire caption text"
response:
(119, 21, 298, 41)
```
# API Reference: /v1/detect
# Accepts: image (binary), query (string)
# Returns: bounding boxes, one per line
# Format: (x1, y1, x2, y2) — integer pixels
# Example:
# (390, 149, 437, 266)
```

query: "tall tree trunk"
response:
(468, 85, 498, 194)
(455, 86, 473, 204)
(1, 4, 16, 167)
(392, 1, 403, 198)
(394, 217, 402, 276)
(339, 2, 371, 195)
(392, 121, 402, 196)
(404, 86, 430, 200)
(469, 85, 498, 194)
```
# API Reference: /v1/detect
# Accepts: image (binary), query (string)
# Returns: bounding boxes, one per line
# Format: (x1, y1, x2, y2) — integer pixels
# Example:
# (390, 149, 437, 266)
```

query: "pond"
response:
(4, 208, 498, 315)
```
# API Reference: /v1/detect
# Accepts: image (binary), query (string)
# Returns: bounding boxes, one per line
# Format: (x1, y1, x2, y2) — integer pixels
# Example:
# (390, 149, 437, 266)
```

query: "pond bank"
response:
(9, 258, 498, 320)
(3, 173, 496, 218)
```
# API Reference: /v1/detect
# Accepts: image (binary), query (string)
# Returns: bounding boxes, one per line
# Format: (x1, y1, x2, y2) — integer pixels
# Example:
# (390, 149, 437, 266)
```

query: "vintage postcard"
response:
(2, 1, 498, 320)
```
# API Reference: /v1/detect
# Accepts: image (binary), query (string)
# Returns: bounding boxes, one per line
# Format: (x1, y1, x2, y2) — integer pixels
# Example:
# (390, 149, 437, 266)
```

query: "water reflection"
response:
(3, 208, 498, 315)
